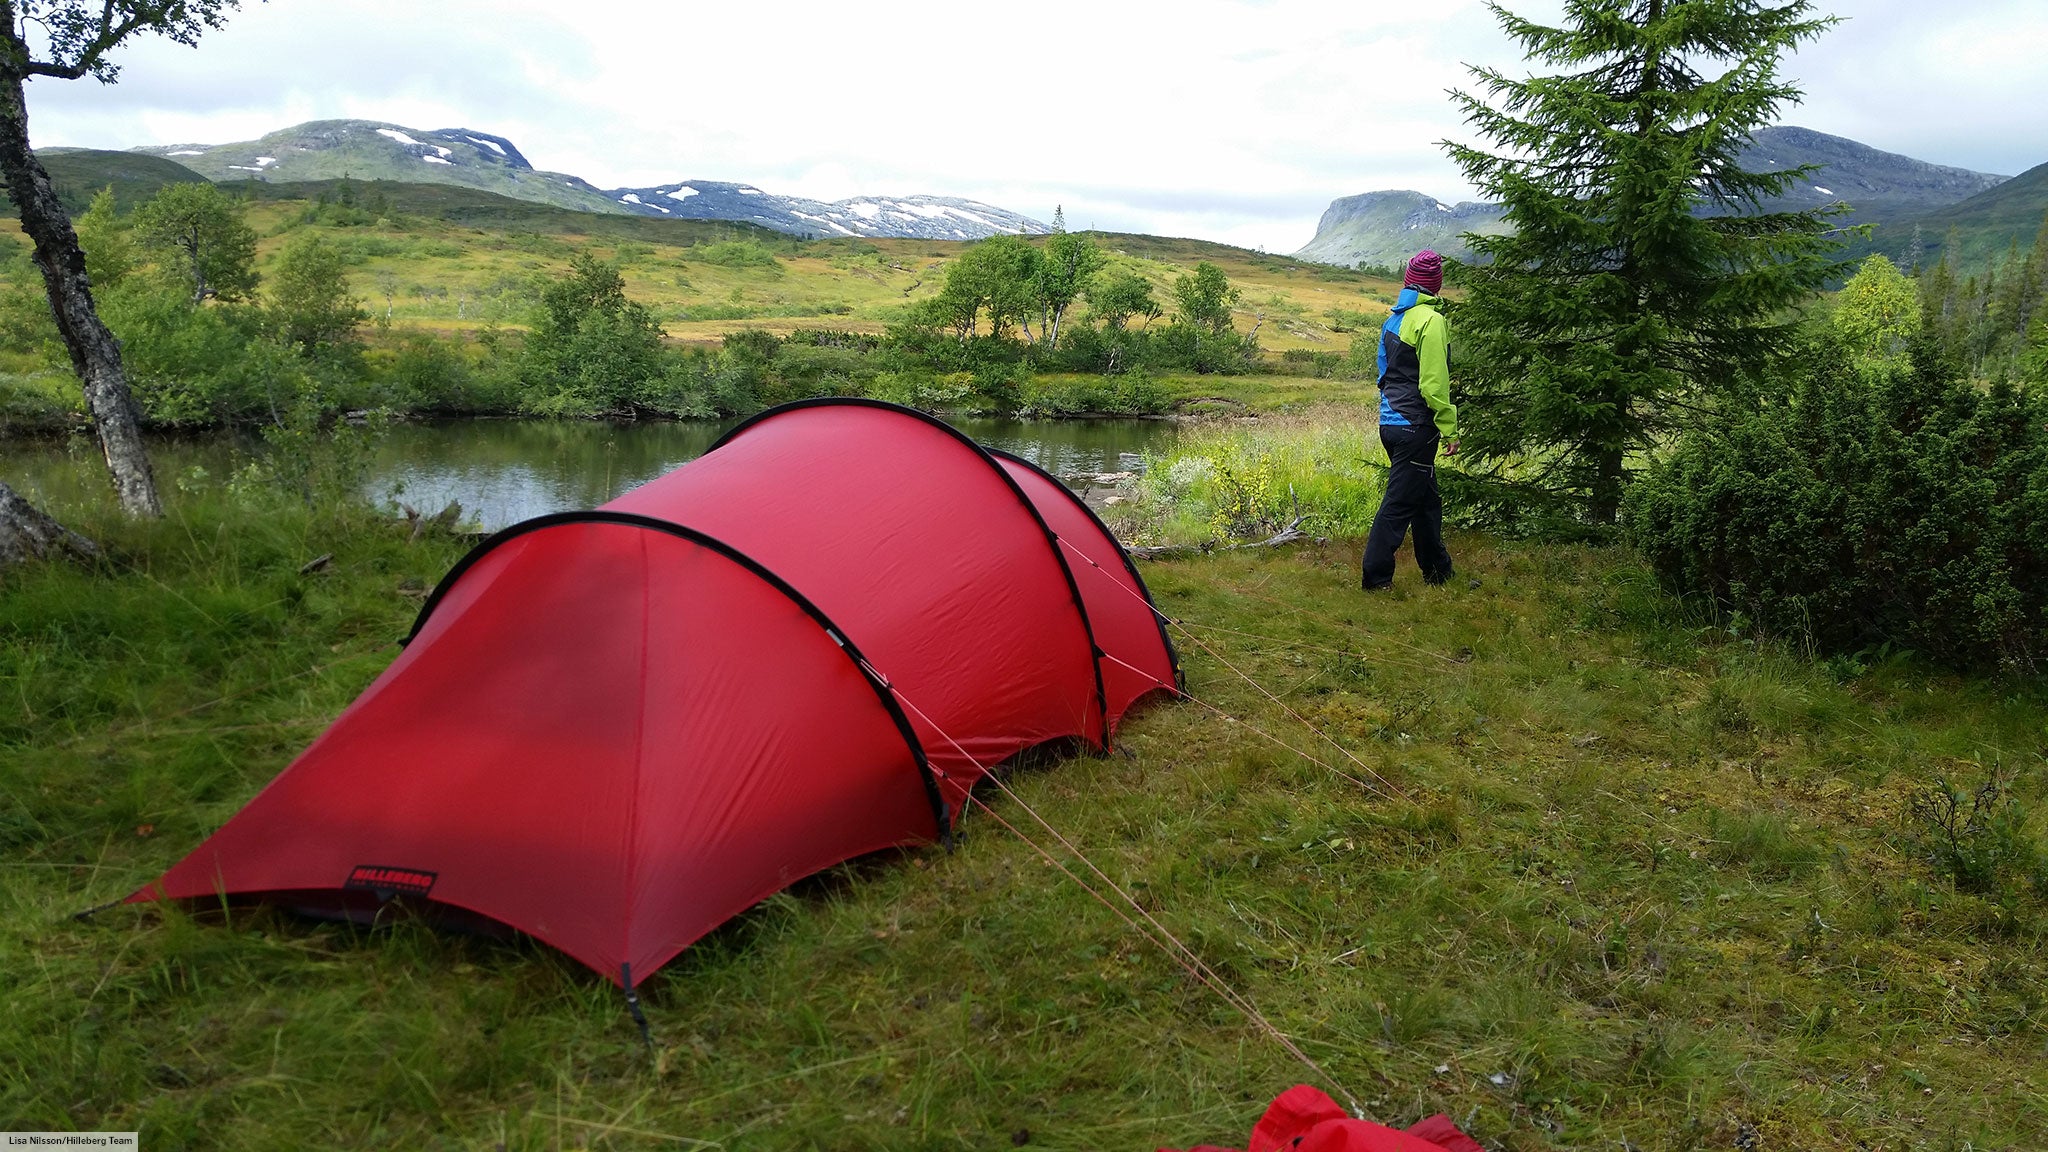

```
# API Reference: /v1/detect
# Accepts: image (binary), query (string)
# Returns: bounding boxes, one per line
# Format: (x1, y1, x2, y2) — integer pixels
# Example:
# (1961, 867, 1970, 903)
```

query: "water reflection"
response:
(2, 415, 1176, 531)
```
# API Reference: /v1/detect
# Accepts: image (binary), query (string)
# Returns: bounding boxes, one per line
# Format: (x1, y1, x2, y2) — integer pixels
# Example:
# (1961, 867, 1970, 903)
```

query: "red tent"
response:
(134, 400, 1179, 988)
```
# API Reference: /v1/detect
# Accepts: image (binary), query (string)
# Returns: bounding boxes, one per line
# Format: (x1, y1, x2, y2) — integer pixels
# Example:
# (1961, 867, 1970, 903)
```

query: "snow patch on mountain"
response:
(600, 180, 1050, 239)
(131, 119, 1047, 239)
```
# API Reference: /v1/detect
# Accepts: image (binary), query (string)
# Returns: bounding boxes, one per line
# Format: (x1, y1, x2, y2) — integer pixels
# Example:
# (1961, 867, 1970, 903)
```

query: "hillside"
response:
(19, 148, 206, 214)
(0, 178, 1399, 355)
(135, 119, 636, 216)
(240, 177, 793, 245)
(1734, 125, 2007, 223)
(134, 118, 1048, 240)
(1865, 160, 2048, 271)
(1294, 125, 2010, 267)
(599, 179, 1049, 240)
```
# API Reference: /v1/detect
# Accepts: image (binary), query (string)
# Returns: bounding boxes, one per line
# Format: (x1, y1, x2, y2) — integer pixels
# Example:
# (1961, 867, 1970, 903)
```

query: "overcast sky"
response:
(23, 0, 2048, 252)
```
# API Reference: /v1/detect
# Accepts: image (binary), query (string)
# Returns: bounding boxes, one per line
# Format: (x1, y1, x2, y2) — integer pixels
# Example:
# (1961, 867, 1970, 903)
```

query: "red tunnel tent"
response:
(134, 400, 1181, 988)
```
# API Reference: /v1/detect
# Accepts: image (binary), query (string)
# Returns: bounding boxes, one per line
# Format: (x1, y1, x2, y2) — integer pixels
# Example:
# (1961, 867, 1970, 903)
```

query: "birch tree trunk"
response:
(0, 69, 161, 517)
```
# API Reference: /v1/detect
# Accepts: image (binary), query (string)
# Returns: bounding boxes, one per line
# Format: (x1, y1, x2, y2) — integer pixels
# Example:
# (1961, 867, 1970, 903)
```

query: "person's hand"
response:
(1444, 438, 1461, 458)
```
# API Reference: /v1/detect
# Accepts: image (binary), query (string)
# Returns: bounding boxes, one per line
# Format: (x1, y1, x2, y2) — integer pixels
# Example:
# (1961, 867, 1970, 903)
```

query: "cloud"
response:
(19, 0, 2046, 252)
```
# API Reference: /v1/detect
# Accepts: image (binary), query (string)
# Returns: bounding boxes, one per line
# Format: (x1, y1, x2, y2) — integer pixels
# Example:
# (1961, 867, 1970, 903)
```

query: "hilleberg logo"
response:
(345, 864, 438, 897)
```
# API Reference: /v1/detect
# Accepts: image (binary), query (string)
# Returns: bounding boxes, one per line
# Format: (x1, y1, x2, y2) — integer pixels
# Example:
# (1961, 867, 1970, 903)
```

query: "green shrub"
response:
(382, 334, 518, 415)
(1115, 417, 1387, 544)
(1015, 371, 1168, 417)
(687, 240, 782, 270)
(1625, 338, 2048, 671)
(518, 255, 668, 416)
(868, 371, 981, 413)
(1277, 349, 1346, 378)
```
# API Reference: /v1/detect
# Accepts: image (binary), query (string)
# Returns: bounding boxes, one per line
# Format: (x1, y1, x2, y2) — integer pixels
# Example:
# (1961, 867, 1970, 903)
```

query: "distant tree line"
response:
(1911, 217, 2048, 380)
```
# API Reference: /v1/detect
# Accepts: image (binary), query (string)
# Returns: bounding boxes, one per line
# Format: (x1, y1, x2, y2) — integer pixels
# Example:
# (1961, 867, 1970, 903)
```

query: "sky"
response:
(22, 0, 2048, 253)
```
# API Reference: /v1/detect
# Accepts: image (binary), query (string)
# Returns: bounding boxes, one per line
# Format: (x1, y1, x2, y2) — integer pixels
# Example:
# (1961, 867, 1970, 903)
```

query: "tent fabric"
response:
(1162, 1085, 1485, 1152)
(989, 448, 1184, 718)
(134, 399, 1178, 986)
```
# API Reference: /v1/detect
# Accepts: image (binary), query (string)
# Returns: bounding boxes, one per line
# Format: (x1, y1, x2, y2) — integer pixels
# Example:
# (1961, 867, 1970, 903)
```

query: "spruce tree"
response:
(1446, 0, 1845, 523)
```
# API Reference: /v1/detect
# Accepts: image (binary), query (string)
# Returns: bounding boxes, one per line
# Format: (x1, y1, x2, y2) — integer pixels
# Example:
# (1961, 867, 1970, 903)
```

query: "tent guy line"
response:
(1174, 620, 1464, 679)
(1095, 647, 1393, 800)
(960, 788, 1371, 1122)
(1057, 534, 1412, 804)
(882, 673, 1369, 1121)
(1218, 581, 1466, 667)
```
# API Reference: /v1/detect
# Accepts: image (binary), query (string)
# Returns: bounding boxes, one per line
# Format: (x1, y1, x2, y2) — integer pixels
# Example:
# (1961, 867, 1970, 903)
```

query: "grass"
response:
(4, 467, 2046, 1150)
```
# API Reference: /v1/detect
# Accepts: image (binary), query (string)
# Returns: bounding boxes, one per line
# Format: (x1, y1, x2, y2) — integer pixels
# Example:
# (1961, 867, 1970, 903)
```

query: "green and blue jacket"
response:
(1376, 288, 1457, 440)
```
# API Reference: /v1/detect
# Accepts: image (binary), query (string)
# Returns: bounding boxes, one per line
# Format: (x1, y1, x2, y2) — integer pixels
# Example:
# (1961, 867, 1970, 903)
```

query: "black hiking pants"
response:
(1362, 424, 1453, 590)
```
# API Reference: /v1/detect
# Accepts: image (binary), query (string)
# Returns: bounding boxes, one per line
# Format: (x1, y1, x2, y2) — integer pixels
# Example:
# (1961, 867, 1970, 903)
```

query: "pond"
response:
(0, 415, 1179, 531)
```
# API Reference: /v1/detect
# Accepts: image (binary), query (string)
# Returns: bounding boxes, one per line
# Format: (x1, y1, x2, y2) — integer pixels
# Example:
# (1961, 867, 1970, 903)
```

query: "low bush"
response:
(686, 240, 782, 270)
(1015, 371, 1169, 418)
(1625, 337, 2048, 672)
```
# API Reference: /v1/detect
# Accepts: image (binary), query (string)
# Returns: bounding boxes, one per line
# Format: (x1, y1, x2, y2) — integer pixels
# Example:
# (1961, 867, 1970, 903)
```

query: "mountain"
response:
(134, 120, 642, 216)
(1294, 126, 2010, 267)
(1737, 125, 2007, 224)
(133, 118, 1047, 240)
(1292, 191, 1509, 270)
(596, 180, 1049, 240)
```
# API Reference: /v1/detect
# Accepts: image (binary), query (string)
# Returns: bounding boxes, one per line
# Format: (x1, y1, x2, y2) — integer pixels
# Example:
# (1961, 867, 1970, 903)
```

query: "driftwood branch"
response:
(1122, 517, 1324, 560)
(400, 499, 464, 543)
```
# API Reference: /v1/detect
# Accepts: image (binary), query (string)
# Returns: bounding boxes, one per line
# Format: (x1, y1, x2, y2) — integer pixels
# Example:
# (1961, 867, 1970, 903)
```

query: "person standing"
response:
(1362, 249, 1459, 591)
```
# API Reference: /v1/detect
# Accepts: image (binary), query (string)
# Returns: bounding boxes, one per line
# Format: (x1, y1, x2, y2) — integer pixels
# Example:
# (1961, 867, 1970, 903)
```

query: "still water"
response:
(1, 416, 1178, 531)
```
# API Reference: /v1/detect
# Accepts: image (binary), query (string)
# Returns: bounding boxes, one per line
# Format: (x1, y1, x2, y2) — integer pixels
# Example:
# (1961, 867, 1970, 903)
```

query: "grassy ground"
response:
(3, 477, 2044, 1150)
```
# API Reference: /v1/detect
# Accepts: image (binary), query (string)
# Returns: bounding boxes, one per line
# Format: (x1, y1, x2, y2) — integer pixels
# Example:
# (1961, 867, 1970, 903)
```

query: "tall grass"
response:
(1108, 406, 1388, 544)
